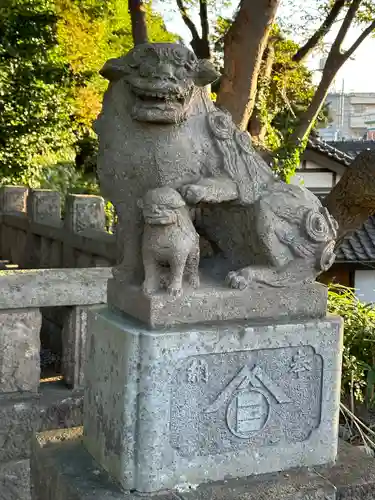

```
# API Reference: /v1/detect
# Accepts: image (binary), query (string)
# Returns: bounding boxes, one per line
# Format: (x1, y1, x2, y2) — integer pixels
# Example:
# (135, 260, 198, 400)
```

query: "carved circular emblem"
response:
(305, 209, 330, 243)
(208, 111, 234, 140)
(319, 240, 336, 271)
(226, 389, 269, 438)
(235, 130, 252, 154)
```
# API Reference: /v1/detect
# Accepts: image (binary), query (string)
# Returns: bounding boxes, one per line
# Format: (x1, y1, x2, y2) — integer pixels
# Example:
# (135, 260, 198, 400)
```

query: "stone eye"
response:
(172, 49, 185, 66)
(139, 62, 153, 77)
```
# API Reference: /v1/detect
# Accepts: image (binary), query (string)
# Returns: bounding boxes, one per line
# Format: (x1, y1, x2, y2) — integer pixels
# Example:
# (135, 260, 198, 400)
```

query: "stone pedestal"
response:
(82, 306, 343, 493)
(107, 279, 329, 328)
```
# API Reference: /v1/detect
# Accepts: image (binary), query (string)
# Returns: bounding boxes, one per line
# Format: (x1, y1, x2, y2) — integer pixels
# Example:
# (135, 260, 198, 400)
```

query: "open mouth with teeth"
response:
(132, 86, 187, 108)
(133, 88, 186, 107)
(128, 83, 194, 123)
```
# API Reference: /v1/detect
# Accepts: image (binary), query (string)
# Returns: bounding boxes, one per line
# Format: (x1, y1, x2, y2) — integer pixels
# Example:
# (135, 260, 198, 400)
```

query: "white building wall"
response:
(354, 270, 375, 304)
(290, 171, 334, 188)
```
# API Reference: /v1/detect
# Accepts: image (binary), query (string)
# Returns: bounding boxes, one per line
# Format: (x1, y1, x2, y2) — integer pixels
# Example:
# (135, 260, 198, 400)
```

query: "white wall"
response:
(354, 270, 375, 304)
(290, 171, 334, 188)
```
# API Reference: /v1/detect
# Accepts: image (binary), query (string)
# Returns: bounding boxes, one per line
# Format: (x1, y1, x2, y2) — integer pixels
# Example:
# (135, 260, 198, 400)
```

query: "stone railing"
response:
(0, 267, 111, 391)
(0, 267, 111, 492)
(0, 186, 116, 269)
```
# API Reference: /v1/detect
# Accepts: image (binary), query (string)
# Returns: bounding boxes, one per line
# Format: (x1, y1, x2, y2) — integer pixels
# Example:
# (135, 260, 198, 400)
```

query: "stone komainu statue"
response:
(139, 187, 200, 296)
(94, 42, 338, 294)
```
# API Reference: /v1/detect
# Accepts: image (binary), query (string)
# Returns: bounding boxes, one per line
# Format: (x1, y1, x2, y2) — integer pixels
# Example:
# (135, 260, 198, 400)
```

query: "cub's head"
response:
(100, 43, 219, 124)
(139, 187, 186, 226)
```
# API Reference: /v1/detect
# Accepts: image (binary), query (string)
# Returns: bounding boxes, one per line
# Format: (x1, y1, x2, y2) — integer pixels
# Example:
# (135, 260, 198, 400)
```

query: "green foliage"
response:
(272, 139, 307, 182)
(0, 0, 76, 181)
(328, 284, 375, 406)
(212, 19, 328, 180)
(0, 0, 176, 186)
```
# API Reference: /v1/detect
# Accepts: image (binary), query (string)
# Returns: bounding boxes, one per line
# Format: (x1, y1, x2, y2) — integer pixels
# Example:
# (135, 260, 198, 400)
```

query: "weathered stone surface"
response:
(0, 210, 116, 269)
(96, 43, 338, 300)
(0, 383, 83, 463)
(0, 309, 41, 393)
(30, 428, 339, 500)
(31, 428, 178, 500)
(316, 440, 375, 499)
(27, 189, 61, 225)
(62, 306, 88, 389)
(108, 279, 328, 328)
(0, 186, 28, 214)
(82, 307, 343, 492)
(0, 459, 30, 500)
(180, 469, 336, 500)
(65, 194, 106, 234)
(0, 268, 111, 309)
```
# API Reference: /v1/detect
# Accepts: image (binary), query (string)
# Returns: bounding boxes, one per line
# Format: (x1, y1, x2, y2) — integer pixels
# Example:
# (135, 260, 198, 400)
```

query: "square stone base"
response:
(31, 430, 375, 500)
(82, 307, 343, 493)
(107, 279, 328, 328)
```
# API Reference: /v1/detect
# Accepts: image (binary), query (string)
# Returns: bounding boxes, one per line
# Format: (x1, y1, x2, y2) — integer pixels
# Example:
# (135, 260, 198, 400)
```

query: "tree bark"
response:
(249, 41, 276, 143)
(292, 0, 346, 63)
(324, 150, 375, 242)
(128, 0, 148, 46)
(288, 62, 338, 146)
(288, 0, 368, 149)
(216, 0, 281, 131)
(175, 0, 210, 59)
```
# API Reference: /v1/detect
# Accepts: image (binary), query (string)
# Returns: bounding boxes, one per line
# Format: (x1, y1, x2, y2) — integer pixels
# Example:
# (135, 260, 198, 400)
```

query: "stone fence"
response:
(0, 267, 111, 391)
(0, 267, 111, 495)
(0, 185, 116, 269)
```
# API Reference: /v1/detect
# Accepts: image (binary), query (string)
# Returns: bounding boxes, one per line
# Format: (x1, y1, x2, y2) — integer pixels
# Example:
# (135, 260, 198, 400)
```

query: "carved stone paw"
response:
(225, 269, 251, 290)
(167, 285, 183, 297)
(142, 281, 159, 296)
(179, 184, 208, 204)
(189, 275, 200, 289)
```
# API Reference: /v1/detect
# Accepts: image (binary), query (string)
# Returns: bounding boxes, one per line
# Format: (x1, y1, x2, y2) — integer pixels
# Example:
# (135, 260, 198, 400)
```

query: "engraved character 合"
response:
(205, 364, 292, 439)
(187, 359, 208, 384)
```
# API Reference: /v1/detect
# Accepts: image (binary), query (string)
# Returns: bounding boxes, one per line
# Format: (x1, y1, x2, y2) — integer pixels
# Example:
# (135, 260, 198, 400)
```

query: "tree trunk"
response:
(216, 0, 281, 131)
(292, 0, 346, 63)
(128, 0, 148, 46)
(249, 41, 276, 143)
(324, 150, 375, 242)
(190, 37, 210, 60)
(175, 0, 210, 59)
(288, 62, 338, 148)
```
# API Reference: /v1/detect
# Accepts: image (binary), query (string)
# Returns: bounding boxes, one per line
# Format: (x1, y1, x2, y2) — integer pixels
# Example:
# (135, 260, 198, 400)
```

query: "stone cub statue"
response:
(139, 187, 200, 297)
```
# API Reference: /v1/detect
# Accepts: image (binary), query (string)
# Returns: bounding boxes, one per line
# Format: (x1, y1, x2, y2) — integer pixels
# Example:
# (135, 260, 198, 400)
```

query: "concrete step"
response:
(30, 438, 375, 500)
(0, 381, 83, 464)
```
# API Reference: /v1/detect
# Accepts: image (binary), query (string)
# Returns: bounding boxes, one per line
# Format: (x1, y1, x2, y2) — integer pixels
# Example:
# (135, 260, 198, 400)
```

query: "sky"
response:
(154, 0, 375, 93)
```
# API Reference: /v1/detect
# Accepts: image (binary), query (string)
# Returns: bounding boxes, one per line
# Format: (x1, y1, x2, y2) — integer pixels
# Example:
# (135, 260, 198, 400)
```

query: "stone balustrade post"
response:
(64, 194, 106, 233)
(61, 306, 88, 389)
(0, 186, 28, 214)
(0, 308, 41, 393)
(27, 189, 61, 225)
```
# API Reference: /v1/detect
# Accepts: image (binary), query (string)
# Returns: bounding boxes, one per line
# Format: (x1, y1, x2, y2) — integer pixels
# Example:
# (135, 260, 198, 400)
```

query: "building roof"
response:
(336, 216, 375, 263)
(306, 137, 354, 166)
(304, 138, 375, 263)
(326, 139, 375, 158)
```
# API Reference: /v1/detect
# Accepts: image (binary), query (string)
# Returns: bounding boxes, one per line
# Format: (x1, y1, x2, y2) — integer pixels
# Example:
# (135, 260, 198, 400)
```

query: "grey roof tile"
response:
(336, 216, 375, 262)
(307, 138, 354, 166)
